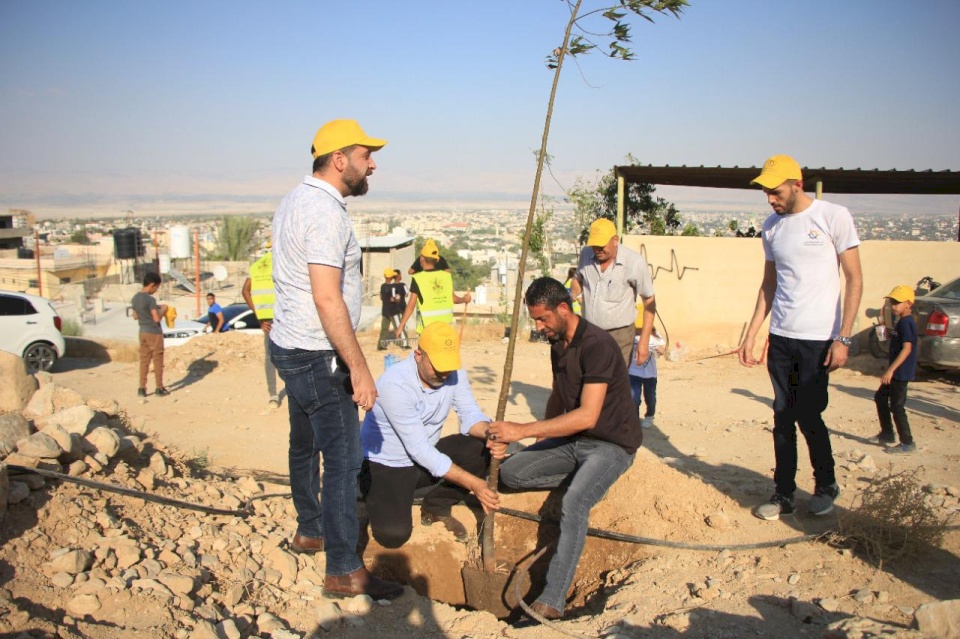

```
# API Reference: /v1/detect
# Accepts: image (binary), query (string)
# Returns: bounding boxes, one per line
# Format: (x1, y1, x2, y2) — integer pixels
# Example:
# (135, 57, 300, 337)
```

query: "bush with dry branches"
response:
(834, 467, 950, 568)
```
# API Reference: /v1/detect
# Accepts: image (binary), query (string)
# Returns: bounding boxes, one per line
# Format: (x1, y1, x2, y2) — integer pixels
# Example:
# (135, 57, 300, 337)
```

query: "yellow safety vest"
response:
(249, 252, 275, 320)
(411, 270, 454, 332)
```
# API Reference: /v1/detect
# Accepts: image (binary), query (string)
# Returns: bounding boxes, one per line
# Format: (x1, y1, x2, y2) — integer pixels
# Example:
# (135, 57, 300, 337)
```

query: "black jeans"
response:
(358, 434, 489, 549)
(766, 334, 836, 497)
(875, 380, 913, 445)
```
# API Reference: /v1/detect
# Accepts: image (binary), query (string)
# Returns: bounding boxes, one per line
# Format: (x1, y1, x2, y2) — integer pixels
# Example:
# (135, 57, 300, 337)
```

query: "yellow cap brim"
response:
(751, 174, 789, 189)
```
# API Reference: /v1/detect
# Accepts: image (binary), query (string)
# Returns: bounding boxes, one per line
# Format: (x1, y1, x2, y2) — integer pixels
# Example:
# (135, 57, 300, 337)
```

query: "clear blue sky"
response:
(1, 0, 958, 217)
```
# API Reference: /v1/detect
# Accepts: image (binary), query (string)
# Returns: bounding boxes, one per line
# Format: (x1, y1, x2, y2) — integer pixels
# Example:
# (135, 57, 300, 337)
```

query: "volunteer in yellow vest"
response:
(396, 239, 471, 337)
(242, 246, 281, 407)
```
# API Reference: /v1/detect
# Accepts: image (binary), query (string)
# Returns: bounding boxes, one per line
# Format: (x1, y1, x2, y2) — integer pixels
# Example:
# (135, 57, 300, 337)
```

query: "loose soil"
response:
(4, 327, 959, 638)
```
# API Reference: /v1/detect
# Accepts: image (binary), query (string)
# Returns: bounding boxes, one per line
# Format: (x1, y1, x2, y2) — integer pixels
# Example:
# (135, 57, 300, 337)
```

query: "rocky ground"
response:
(0, 328, 958, 638)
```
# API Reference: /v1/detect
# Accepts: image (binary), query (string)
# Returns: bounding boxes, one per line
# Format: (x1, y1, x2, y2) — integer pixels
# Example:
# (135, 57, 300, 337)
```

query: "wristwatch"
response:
(832, 335, 853, 347)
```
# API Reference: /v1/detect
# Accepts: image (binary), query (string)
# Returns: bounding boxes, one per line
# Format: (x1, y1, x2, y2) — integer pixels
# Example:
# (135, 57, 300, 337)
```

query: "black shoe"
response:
(155, 387, 170, 397)
(867, 432, 896, 446)
(421, 510, 468, 542)
(137, 388, 147, 398)
(809, 483, 840, 515)
(754, 493, 796, 520)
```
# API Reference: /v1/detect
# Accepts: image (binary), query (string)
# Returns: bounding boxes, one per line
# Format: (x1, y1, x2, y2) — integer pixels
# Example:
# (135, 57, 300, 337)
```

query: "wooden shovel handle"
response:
(481, 456, 500, 573)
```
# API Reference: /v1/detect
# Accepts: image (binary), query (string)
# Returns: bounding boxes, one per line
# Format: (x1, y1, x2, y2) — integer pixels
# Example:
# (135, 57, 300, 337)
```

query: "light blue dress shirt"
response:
(361, 354, 490, 478)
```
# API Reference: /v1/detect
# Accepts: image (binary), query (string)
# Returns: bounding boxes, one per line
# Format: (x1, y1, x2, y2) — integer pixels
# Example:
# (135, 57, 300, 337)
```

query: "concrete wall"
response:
(621, 235, 960, 353)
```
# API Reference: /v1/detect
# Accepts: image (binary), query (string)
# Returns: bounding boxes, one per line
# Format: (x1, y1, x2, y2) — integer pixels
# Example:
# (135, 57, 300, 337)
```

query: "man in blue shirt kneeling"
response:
(359, 322, 503, 548)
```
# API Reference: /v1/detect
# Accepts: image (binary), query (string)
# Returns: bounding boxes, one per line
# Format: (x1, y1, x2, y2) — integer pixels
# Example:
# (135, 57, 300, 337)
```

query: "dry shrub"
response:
(835, 467, 950, 568)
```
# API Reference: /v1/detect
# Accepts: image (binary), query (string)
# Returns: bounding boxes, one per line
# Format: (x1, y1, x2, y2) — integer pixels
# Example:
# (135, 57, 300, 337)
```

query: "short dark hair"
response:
(524, 277, 571, 311)
(143, 272, 161, 287)
(206, 292, 215, 299)
(311, 144, 356, 173)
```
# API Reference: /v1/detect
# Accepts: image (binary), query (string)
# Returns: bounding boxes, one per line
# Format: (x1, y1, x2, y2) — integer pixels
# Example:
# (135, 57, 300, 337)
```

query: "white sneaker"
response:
(268, 396, 280, 408)
(641, 416, 655, 429)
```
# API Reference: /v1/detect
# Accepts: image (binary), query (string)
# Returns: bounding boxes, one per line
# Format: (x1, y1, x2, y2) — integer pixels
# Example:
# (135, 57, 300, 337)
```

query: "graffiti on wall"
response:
(637, 245, 700, 281)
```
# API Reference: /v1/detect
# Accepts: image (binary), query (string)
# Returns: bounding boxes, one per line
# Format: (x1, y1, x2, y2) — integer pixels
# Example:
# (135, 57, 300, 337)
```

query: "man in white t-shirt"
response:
(738, 155, 863, 521)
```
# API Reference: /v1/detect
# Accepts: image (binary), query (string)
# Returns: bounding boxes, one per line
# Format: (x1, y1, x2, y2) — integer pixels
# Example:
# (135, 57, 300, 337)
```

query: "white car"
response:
(162, 304, 263, 347)
(162, 319, 208, 348)
(0, 291, 67, 372)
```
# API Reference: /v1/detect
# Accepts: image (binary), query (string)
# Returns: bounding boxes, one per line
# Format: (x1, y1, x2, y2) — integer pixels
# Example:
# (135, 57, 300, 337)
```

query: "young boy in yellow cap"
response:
(871, 285, 918, 454)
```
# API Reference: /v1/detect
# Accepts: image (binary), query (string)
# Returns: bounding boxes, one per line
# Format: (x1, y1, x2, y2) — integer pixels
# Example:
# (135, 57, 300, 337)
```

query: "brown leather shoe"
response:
(529, 601, 563, 620)
(323, 567, 404, 600)
(420, 510, 468, 542)
(291, 533, 324, 554)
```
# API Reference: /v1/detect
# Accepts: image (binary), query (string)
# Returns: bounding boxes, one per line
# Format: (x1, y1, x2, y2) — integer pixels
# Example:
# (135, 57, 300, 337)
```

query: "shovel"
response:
(461, 455, 523, 618)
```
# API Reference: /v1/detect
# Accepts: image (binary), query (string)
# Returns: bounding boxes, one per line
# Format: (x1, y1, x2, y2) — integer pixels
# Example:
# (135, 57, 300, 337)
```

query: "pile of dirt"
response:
(164, 333, 265, 378)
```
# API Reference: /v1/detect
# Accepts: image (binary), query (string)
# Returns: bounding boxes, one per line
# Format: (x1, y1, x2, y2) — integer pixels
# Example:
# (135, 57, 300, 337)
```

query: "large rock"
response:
(23, 383, 84, 420)
(34, 405, 96, 436)
(0, 413, 32, 456)
(0, 351, 38, 413)
(39, 424, 82, 460)
(16, 432, 62, 459)
(915, 599, 960, 638)
(86, 397, 120, 417)
(47, 549, 93, 575)
(84, 427, 120, 459)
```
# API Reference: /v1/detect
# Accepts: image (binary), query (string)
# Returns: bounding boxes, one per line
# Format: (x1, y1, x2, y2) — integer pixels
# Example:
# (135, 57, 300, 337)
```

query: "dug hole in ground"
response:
(1, 326, 958, 639)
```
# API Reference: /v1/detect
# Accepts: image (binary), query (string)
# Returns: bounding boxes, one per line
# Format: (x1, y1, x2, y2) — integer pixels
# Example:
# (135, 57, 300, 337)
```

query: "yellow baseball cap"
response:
(751, 155, 803, 189)
(586, 218, 617, 247)
(311, 119, 387, 158)
(419, 322, 461, 372)
(383, 268, 396, 278)
(885, 285, 915, 303)
(421, 239, 440, 259)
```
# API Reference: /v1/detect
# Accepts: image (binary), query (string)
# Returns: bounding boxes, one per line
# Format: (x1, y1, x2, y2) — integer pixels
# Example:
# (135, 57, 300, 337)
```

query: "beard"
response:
(343, 161, 370, 197)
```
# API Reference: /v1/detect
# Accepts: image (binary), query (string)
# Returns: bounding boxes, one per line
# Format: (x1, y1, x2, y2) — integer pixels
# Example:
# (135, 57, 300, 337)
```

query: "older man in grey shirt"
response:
(571, 218, 656, 365)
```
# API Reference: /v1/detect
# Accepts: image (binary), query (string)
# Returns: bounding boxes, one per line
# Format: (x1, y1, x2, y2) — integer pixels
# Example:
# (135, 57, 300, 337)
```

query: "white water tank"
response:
(169, 226, 191, 259)
(159, 253, 171, 274)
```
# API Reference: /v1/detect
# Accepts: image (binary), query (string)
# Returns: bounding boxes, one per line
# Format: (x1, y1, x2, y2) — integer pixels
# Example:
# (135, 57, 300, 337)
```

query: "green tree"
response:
(69, 230, 92, 245)
(681, 222, 701, 236)
(521, 205, 553, 275)
(210, 215, 260, 261)
(567, 154, 686, 243)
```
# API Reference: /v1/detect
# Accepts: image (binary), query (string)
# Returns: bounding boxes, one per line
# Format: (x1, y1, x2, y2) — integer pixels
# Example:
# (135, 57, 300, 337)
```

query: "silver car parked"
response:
(914, 276, 960, 371)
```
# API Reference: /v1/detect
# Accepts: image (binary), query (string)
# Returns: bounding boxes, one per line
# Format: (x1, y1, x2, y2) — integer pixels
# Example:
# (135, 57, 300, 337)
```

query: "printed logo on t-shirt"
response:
(803, 229, 825, 247)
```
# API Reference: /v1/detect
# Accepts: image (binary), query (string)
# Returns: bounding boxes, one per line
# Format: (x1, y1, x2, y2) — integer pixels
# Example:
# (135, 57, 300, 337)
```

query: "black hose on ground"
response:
(9, 464, 837, 552)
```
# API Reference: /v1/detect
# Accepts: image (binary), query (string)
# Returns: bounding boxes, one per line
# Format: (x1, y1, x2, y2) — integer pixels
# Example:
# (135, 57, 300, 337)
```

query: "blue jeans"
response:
(499, 436, 634, 612)
(629, 375, 657, 417)
(766, 334, 836, 497)
(269, 342, 362, 577)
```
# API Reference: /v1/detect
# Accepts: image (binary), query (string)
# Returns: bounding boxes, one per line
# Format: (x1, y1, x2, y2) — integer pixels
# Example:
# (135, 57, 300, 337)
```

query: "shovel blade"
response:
(461, 564, 531, 619)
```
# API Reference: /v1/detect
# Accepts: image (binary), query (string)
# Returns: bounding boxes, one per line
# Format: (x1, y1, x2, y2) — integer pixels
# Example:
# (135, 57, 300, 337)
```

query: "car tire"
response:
(23, 342, 58, 373)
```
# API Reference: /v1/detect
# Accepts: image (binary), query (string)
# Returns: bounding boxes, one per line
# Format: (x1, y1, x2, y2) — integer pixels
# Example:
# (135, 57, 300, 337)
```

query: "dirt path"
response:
(36, 328, 960, 638)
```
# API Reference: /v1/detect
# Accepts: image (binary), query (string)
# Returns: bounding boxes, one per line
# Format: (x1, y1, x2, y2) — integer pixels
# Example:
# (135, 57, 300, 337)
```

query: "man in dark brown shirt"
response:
(488, 276, 641, 621)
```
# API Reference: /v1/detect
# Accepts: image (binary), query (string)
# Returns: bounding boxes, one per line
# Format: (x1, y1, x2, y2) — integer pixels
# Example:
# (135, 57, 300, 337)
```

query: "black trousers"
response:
(875, 380, 913, 445)
(358, 434, 489, 549)
(766, 334, 836, 497)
